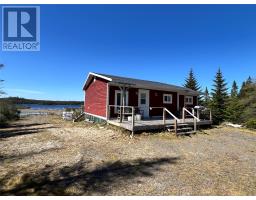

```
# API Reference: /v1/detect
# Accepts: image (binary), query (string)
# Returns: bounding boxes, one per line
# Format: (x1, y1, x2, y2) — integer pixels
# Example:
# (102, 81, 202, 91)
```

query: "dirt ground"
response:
(0, 114, 255, 196)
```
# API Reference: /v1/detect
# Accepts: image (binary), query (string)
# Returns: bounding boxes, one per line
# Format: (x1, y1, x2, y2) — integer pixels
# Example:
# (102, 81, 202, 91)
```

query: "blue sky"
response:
(0, 4, 256, 101)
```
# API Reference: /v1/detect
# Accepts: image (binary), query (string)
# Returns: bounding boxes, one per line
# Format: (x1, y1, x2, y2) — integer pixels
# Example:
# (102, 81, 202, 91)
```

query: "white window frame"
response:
(114, 90, 128, 113)
(184, 96, 193, 105)
(163, 94, 173, 104)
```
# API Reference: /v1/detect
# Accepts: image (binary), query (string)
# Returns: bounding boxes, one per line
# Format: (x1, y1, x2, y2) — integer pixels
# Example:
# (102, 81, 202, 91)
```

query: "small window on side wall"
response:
(185, 96, 193, 105)
(163, 94, 172, 104)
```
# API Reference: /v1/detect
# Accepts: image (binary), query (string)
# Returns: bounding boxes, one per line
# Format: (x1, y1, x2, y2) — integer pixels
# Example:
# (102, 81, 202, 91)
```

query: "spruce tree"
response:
(239, 81, 246, 98)
(231, 81, 238, 97)
(226, 80, 242, 123)
(202, 87, 210, 107)
(210, 68, 228, 124)
(0, 64, 4, 96)
(184, 68, 201, 91)
(246, 76, 252, 84)
(184, 68, 202, 104)
(239, 77, 254, 98)
(239, 79, 256, 124)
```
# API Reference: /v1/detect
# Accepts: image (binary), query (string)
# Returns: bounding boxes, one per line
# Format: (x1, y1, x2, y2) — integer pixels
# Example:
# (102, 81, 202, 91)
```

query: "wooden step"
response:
(73, 112, 85, 122)
(165, 123, 189, 128)
(167, 127, 192, 132)
(176, 131, 196, 136)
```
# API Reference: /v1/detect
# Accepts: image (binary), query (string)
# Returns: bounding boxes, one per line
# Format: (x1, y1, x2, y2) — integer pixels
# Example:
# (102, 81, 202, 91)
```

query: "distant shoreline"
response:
(0, 97, 83, 106)
(18, 104, 82, 111)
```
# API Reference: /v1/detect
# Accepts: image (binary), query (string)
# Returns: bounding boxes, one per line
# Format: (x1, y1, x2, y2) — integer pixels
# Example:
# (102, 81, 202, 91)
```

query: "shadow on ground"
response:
(0, 157, 179, 195)
(0, 123, 55, 139)
(0, 147, 62, 163)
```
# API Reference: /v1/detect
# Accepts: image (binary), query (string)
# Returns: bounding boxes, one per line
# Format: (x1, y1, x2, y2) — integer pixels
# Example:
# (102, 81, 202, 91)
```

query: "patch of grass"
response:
(141, 130, 179, 140)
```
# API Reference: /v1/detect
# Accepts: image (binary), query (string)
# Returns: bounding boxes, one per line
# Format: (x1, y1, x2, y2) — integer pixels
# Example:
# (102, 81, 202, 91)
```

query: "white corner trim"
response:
(84, 112, 107, 120)
(106, 83, 109, 119)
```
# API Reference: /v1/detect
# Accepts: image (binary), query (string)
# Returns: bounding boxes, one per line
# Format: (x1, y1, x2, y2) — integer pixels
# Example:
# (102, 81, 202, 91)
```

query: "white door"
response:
(138, 89, 149, 118)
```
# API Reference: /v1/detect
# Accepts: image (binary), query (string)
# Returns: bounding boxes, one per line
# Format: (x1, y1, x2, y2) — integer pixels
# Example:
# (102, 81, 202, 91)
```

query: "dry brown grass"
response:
(0, 114, 255, 195)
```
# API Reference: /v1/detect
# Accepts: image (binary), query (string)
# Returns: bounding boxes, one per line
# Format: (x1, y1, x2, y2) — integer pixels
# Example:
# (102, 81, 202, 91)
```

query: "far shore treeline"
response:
(0, 97, 83, 106)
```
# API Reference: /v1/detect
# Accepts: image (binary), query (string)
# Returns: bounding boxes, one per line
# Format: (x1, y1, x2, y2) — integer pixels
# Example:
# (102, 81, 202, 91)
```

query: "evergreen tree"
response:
(239, 77, 254, 98)
(184, 68, 201, 91)
(239, 81, 246, 97)
(210, 68, 228, 124)
(246, 76, 252, 84)
(226, 80, 242, 123)
(231, 81, 238, 98)
(184, 68, 202, 104)
(202, 87, 210, 107)
(0, 64, 5, 96)
(238, 78, 256, 124)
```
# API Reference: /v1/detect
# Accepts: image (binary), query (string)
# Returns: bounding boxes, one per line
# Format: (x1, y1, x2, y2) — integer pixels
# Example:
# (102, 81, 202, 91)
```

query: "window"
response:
(163, 94, 173, 104)
(140, 93, 146, 105)
(185, 96, 193, 105)
(114, 90, 128, 113)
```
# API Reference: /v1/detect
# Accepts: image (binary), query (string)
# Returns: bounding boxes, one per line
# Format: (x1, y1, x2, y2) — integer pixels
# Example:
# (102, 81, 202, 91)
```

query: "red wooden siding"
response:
(179, 95, 184, 111)
(193, 96, 198, 107)
(108, 86, 138, 117)
(179, 95, 198, 110)
(106, 85, 198, 118)
(149, 90, 177, 116)
(84, 77, 108, 118)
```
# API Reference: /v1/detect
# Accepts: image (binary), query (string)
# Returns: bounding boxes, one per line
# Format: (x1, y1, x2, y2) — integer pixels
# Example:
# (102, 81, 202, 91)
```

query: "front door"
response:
(138, 89, 149, 118)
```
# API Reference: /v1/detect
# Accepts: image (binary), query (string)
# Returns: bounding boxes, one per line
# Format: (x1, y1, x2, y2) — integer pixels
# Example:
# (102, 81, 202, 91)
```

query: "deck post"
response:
(131, 106, 135, 138)
(119, 87, 124, 123)
(174, 119, 177, 135)
(106, 105, 110, 120)
(122, 88, 126, 122)
(197, 109, 200, 119)
(209, 109, 212, 121)
(163, 108, 166, 125)
(194, 118, 197, 132)
(182, 108, 185, 123)
(106, 105, 110, 125)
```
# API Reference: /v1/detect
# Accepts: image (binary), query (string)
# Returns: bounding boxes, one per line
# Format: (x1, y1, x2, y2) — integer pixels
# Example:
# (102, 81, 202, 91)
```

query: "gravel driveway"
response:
(0, 115, 255, 195)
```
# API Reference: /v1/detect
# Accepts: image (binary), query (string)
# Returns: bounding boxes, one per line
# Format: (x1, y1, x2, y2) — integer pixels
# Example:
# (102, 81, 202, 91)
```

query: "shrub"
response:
(64, 108, 83, 119)
(245, 119, 256, 129)
(0, 101, 19, 126)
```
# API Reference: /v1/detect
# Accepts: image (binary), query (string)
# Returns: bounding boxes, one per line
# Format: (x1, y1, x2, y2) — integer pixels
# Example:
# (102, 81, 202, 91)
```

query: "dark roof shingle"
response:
(97, 73, 199, 95)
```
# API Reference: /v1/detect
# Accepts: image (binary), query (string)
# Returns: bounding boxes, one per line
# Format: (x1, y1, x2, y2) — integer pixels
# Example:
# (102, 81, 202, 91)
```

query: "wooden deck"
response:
(107, 118, 212, 132)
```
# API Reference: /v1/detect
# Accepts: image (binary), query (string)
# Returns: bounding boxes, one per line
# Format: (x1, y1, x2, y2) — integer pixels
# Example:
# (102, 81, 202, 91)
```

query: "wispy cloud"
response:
(6, 88, 45, 95)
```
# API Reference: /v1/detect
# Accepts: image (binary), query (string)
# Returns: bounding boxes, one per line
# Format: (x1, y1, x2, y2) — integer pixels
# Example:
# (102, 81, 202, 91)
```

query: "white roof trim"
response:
(89, 72, 112, 82)
(83, 72, 112, 90)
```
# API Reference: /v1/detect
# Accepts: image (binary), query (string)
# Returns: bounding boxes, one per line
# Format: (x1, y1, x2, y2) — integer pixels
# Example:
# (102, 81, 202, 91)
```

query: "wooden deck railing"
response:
(108, 105, 135, 137)
(192, 107, 212, 122)
(150, 107, 180, 135)
(107, 105, 212, 136)
(182, 107, 200, 132)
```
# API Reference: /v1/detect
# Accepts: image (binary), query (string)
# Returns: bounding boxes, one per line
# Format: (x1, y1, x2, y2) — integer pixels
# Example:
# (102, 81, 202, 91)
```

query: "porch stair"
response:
(73, 112, 85, 122)
(166, 123, 196, 136)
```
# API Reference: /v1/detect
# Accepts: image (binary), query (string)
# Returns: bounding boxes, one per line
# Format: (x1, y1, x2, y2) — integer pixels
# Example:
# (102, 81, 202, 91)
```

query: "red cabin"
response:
(83, 72, 200, 120)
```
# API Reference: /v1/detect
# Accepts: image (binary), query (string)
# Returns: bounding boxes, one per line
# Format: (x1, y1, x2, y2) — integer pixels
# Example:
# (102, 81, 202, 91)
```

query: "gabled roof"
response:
(83, 72, 199, 95)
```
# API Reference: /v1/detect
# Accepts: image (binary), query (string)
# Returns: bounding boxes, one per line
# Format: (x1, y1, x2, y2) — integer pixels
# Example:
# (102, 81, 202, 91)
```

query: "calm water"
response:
(20, 104, 82, 110)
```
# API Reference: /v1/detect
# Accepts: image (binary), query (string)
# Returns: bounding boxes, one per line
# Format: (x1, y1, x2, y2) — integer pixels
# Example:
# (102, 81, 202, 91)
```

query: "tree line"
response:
(0, 64, 20, 126)
(1, 97, 83, 106)
(184, 68, 256, 129)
